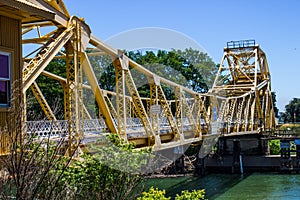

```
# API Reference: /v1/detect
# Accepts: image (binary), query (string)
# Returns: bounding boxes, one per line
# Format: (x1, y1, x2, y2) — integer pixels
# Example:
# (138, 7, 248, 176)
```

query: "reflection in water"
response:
(146, 173, 300, 199)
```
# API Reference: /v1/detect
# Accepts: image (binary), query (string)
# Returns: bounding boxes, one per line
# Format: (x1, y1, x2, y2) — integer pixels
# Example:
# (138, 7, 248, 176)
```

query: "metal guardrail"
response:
(25, 117, 203, 138)
(25, 119, 108, 137)
(25, 120, 69, 137)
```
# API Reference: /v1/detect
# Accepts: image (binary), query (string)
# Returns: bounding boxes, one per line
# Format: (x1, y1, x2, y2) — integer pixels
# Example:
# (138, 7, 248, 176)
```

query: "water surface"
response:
(146, 173, 300, 199)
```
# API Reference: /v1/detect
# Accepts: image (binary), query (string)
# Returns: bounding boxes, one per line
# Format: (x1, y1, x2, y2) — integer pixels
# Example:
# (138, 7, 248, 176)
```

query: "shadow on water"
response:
(145, 173, 250, 199)
(146, 172, 300, 199)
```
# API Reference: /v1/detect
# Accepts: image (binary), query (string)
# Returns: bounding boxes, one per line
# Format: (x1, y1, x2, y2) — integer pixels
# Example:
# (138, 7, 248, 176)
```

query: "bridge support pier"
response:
(261, 138, 270, 155)
(194, 156, 205, 176)
(279, 139, 300, 172)
(232, 139, 243, 174)
(172, 146, 185, 174)
(193, 145, 206, 176)
(217, 138, 227, 155)
(173, 155, 185, 174)
(296, 143, 300, 170)
(280, 140, 292, 171)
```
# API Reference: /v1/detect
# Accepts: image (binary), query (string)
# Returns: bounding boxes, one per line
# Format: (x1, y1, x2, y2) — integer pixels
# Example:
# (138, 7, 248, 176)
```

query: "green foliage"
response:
(175, 189, 205, 200)
(138, 187, 206, 200)
(106, 132, 135, 149)
(172, 48, 218, 89)
(26, 59, 66, 120)
(127, 49, 216, 97)
(271, 92, 279, 118)
(59, 134, 150, 200)
(269, 140, 281, 155)
(1, 132, 150, 199)
(281, 98, 300, 123)
(0, 132, 74, 199)
(137, 187, 170, 200)
(90, 54, 116, 92)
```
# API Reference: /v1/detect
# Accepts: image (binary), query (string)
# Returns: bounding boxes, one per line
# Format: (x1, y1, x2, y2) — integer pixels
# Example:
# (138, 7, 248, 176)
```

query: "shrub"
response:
(137, 187, 170, 200)
(269, 140, 280, 155)
(138, 187, 205, 200)
(175, 189, 205, 200)
(60, 133, 151, 200)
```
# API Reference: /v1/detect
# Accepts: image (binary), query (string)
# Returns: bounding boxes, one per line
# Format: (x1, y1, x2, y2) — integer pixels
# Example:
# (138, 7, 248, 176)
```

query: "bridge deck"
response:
(24, 118, 206, 150)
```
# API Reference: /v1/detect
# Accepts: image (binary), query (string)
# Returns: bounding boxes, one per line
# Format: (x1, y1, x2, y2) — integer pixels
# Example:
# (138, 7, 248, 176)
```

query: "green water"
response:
(146, 173, 300, 199)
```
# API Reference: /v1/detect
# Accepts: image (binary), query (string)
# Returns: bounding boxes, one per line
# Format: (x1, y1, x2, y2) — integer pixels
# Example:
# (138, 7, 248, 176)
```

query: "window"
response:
(0, 51, 11, 106)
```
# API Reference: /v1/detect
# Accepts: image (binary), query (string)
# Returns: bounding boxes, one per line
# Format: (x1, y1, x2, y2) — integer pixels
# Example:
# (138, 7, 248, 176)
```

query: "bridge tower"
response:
(210, 40, 275, 135)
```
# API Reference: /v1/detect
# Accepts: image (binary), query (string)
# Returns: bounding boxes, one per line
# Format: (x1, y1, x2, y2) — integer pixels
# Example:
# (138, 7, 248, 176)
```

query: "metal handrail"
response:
(25, 116, 207, 138)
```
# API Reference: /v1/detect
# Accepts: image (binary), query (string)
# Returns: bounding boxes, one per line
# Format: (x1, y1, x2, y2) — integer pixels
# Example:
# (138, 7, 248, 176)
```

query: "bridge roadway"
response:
(25, 117, 209, 150)
(25, 117, 267, 151)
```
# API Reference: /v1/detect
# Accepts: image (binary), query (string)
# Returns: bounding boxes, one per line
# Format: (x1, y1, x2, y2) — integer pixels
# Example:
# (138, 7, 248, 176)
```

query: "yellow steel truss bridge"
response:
(0, 0, 275, 155)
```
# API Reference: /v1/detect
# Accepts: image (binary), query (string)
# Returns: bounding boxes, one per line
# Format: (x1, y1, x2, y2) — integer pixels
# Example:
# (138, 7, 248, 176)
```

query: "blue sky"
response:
(65, 0, 300, 112)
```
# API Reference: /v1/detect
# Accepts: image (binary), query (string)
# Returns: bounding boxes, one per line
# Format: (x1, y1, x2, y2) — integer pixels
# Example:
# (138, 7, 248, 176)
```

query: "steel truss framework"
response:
(13, 1, 275, 151)
(210, 41, 275, 135)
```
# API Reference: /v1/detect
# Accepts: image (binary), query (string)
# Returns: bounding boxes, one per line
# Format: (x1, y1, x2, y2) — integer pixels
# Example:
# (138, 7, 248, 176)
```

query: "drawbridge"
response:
(1, 0, 275, 153)
(209, 40, 276, 136)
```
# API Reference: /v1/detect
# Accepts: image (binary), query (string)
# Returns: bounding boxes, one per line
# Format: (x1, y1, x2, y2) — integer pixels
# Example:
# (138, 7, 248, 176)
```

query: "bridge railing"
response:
(25, 119, 109, 137)
(83, 119, 108, 133)
(25, 120, 69, 137)
(25, 116, 206, 138)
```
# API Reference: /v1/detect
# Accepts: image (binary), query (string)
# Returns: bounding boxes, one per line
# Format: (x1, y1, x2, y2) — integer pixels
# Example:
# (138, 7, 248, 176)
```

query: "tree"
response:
(271, 92, 279, 118)
(283, 98, 300, 123)
(172, 48, 218, 88)
(88, 52, 116, 92)
(26, 59, 66, 120)
(127, 49, 212, 98)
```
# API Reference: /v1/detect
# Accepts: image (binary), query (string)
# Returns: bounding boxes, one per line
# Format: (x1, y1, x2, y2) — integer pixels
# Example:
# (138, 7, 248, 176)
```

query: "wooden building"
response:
(0, 0, 54, 155)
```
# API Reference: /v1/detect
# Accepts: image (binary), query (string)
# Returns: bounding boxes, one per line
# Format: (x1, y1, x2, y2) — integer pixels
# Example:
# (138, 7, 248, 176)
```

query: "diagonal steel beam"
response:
(81, 52, 117, 134)
(23, 28, 73, 91)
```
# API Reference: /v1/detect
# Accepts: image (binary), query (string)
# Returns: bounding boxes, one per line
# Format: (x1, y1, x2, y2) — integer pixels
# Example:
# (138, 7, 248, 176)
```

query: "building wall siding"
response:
(0, 15, 22, 155)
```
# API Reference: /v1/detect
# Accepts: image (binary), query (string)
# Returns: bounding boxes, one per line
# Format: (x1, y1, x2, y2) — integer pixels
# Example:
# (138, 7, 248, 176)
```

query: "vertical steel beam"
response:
(113, 57, 127, 138)
(64, 19, 84, 154)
